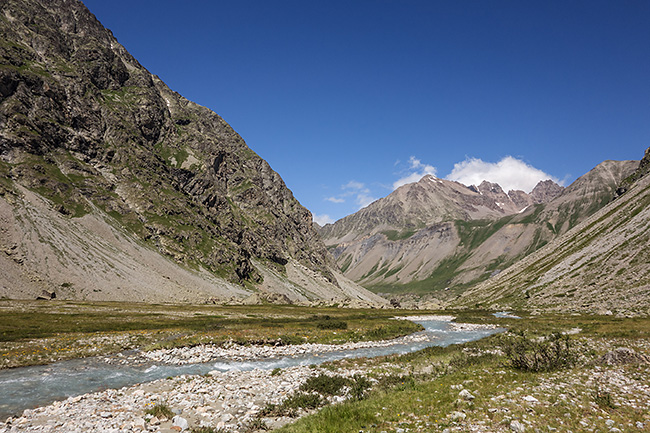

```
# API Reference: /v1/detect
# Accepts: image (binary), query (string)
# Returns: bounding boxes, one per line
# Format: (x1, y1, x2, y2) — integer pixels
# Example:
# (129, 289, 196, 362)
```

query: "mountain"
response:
(319, 175, 560, 245)
(320, 160, 637, 299)
(456, 148, 650, 315)
(0, 0, 387, 306)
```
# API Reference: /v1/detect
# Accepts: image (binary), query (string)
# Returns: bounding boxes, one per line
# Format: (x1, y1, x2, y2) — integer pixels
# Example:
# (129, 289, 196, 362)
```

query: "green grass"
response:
(381, 229, 416, 241)
(0, 301, 423, 368)
(455, 216, 514, 250)
(370, 253, 472, 295)
(275, 312, 650, 433)
(144, 403, 175, 419)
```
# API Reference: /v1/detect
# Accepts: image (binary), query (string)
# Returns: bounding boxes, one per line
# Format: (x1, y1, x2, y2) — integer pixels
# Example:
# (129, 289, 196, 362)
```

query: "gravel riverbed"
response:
(1, 364, 369, 432)
(0, 317, 500, 432)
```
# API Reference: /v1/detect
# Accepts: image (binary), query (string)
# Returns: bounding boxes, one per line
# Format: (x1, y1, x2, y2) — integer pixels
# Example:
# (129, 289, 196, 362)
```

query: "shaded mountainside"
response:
(456, 149, 650, 315)
(0, 0, 387, 306)
(320, 161, 637, 301)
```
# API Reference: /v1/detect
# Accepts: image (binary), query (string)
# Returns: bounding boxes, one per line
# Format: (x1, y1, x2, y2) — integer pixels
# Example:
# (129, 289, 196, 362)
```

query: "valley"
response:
(1, 302, 648, 432)
(0, 0, 649, 432)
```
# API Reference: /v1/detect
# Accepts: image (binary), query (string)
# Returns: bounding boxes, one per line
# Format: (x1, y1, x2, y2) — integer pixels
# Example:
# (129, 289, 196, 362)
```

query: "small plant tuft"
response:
(594, 387, 617, 409)
(145, 403, 175, 419)
(244, 418, 269, 431)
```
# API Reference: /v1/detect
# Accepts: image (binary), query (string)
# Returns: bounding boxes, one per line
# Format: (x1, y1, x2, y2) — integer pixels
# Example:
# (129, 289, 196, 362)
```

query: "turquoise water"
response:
(0, 319, 502, 419)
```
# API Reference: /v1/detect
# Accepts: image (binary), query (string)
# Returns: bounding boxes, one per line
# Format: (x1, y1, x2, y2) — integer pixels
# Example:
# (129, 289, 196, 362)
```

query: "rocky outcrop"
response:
(0, 0, 387, 305)
(530, 179, 565, 203)
(615, 146, 650, 197)
(597, 348, 650, 366)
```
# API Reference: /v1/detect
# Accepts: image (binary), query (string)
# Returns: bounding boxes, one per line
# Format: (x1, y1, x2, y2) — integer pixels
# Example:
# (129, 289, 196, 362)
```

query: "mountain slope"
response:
(456, 149, 650, 315)
(319, 175, 549, 245)
(320, 161, 636, 299)
(0, 0, 386, 306)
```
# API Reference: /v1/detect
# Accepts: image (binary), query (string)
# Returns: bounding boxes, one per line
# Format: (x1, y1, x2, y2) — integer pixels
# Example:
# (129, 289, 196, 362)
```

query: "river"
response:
(0, 317, 502, 419)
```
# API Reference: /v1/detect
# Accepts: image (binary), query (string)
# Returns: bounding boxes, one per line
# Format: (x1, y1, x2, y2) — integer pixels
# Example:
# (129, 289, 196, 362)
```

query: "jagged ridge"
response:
(456, 149, 650, 315)
(320, 161, 636, 299)
(0, 0, 387, 306)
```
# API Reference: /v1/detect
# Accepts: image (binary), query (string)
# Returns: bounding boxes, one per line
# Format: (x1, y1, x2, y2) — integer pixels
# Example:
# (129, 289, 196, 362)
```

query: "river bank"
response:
(1, 364, 371, 432)
(0, 301, 425, 370)
(0, 317, 501, 431)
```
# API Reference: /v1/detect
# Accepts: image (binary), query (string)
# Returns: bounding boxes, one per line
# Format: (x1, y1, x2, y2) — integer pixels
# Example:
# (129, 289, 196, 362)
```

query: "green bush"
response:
(316, 320, 348, 330)
(501, 332, 578, 372)
(300, 373, 349, 396)
(283, 392, 324, 411)
(348, 374, 372, 400)
(277, 334, 305, 345)
(260, 392, 325, 418)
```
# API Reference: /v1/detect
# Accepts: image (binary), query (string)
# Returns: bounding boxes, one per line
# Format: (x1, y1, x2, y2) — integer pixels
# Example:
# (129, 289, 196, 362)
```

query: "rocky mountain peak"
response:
(0, 0, 389, 306)
(530, 179, 564, 203)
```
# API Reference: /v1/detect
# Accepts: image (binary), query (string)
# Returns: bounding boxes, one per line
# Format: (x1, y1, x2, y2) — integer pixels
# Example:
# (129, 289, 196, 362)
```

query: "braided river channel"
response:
(0, 317, 503, 419)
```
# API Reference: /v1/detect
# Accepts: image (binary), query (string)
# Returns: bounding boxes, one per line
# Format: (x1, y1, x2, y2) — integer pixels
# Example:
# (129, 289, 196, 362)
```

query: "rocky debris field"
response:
(0, 365, 369, 433)
(117, 332, 439, 366)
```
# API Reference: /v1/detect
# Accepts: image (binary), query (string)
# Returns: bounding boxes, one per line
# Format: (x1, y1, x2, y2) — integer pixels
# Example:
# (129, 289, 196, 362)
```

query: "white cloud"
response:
(445, 156, 559, 192)
(393, 156, 437, 190)
(313, 214, 335, 226)
(344, 180, 365, 190)
(356, 193, 377, 209)
(333, 180, 377, 210)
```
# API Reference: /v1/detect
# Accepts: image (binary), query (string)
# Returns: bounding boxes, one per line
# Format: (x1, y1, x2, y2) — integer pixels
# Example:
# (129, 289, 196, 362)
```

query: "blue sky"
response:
(83, 0, 650, 224)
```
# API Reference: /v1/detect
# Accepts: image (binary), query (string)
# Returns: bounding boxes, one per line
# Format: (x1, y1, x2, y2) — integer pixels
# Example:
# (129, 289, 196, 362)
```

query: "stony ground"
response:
(1, 365, 369, 433)
(2, 320, 649, 433)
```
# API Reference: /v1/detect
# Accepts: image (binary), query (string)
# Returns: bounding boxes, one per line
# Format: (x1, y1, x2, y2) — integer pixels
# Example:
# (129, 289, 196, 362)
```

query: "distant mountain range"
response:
(0, 0, 386, 307)
(456, 147, 650, 315)
(318, 158, 640, 311)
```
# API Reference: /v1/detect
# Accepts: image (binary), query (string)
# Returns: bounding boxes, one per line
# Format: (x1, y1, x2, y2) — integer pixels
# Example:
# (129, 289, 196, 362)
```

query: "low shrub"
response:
(260, 392, 324, 418)
(300, 373, 349, 396)
(377, 373, 416, 391)
(501, 332, 578, 372)
(277, 334, 305, 345)
(348, 374, 372, 400)
(316, 320, 348, 330)
(282, 392, 324, 411)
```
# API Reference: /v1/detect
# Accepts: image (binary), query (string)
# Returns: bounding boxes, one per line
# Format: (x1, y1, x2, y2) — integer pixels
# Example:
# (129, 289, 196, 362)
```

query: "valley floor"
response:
(1, 303, 649, 433)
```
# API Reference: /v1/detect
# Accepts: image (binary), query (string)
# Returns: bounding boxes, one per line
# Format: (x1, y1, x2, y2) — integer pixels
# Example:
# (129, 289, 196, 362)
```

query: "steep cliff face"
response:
(320, 161, 636, 299)
(457, 148, 650, 315)
(0, 0, 386, 305)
